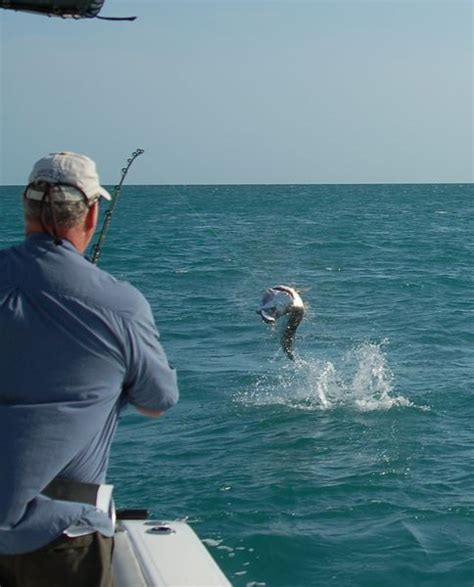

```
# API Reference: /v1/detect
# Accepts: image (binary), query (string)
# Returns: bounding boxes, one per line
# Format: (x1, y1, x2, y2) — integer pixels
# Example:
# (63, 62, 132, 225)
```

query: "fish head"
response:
(257, 286, 302, 324)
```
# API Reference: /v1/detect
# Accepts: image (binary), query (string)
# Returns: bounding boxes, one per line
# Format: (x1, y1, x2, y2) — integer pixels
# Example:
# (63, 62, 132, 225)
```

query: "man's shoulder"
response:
(0, 243, 22, 284)
(0, 243, 19, 260)
(0, 239, 153, 324)
(85, 265, 151, 323)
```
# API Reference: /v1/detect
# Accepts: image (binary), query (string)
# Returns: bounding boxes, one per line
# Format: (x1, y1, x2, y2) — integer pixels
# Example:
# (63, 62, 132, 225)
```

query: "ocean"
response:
(1, 183, 473, 586)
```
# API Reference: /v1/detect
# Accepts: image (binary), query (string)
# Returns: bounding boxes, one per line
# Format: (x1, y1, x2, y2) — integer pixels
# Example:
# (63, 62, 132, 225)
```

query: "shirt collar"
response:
(25, 232, 82, 255)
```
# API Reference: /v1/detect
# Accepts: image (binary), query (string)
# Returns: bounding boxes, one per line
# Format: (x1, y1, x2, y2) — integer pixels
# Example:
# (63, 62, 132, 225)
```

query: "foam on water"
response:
(238, 340, 413, 412)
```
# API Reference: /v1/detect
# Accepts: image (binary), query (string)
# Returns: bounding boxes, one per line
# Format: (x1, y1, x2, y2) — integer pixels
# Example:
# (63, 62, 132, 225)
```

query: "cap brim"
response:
(97, 187, 112, 201)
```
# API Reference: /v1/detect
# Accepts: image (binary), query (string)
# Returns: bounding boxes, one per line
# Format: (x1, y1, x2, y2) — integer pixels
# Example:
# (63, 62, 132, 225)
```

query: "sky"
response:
(0, 0, 472, 185)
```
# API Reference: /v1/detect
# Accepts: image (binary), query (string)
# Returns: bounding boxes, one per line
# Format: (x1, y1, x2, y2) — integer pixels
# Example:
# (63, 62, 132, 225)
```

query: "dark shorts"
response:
(0, 532, 114, 587)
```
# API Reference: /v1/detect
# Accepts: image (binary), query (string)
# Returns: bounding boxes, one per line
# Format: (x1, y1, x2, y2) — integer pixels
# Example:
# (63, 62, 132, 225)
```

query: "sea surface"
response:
(1, 183, 473, 586)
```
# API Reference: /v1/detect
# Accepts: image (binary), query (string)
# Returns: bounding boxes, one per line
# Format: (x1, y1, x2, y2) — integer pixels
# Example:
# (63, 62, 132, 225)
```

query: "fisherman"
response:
(0, 152, 179, 586)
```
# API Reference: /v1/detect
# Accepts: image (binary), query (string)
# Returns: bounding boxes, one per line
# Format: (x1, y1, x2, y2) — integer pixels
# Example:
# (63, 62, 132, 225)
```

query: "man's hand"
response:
(134, 406, 162, 418)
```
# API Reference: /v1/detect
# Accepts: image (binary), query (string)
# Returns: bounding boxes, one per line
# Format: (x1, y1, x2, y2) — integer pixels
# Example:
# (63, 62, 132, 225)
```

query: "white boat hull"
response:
(113, 519, 231, 586)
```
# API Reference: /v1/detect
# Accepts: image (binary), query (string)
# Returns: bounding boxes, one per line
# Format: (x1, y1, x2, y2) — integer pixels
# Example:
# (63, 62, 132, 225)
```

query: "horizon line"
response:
(1, 181, 472, 188)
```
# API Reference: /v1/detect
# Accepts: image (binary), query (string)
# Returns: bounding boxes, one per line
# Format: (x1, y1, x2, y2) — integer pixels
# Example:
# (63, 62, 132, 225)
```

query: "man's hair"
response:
(23, 183, 90, 229)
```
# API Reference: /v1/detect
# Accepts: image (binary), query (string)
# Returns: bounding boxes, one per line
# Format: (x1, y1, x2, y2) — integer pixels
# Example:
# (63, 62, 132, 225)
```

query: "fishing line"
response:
(159, 181, 308, 326)
(164, 183, 240, 266)
(157, 180, 284, 289)
(90, 148, 145, 265)
(156, 180, 284, 321)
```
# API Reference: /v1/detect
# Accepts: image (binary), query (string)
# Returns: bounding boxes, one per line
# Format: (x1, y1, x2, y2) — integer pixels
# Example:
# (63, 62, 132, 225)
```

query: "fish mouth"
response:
(256, 309, 276, 325)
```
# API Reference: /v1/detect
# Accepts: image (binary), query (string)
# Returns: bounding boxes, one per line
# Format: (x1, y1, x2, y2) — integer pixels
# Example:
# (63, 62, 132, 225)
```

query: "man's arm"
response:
(122, 299, 179, 416)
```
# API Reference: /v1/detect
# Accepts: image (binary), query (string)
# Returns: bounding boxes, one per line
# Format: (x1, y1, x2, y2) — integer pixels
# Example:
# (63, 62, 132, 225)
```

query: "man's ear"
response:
(85, 201, 99, 232)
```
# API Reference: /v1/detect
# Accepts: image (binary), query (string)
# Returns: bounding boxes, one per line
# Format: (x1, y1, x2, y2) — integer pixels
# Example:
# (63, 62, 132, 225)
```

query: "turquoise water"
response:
(1, 184, 473, 586)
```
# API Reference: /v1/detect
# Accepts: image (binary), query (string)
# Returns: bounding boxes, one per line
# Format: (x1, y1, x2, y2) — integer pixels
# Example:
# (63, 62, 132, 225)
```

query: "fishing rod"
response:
(90, 148, 145, 265)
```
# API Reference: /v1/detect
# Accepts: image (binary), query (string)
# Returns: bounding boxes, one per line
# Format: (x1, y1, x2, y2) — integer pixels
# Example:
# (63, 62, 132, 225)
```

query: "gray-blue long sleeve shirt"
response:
(0, 233, 179, 554)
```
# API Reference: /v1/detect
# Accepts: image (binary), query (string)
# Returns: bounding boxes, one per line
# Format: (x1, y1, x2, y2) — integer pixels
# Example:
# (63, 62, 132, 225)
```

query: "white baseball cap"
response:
(25, 152, 112, 202)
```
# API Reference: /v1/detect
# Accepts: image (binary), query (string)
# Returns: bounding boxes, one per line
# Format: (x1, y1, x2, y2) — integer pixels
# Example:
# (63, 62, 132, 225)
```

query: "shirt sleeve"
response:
(122, 298, 179, 412)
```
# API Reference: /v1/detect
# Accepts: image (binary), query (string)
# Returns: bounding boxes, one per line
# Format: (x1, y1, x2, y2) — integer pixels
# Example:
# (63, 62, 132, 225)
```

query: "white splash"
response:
(201, 538, 223, 547)
(349, 341, 409, 411)
(239, 340, 412, 412)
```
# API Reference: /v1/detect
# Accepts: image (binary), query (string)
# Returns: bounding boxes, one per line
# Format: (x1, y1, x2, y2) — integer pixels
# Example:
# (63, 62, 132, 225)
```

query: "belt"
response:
(42, 478, 102, 506)
(41, 477, 115, 525)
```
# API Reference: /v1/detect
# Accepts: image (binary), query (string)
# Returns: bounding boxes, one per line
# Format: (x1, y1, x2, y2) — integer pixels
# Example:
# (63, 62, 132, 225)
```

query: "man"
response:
(0, 152, 179, 586)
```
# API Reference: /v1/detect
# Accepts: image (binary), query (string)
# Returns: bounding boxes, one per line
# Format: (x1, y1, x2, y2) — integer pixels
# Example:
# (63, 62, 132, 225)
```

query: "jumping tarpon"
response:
(257, 285, 304, 360)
